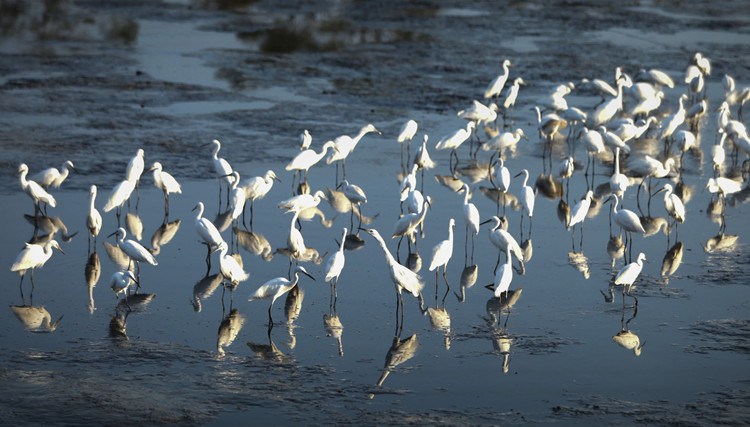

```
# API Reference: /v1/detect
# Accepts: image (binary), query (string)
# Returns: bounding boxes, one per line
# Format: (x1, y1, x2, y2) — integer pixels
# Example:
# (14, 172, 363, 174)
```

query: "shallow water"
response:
(2, 0, 750, 425)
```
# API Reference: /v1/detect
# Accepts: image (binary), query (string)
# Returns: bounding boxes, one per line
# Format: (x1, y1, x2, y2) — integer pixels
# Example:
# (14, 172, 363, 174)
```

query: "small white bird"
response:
(299, 129, 312, 151)
(147, 162, 182, 215)
(484, 59, 512, 99)
(482, 128, 528, 153)
(31, 160, 76, 189)
(435, 122, 476, 172)
(102, 178, 135, 215)
(87, 185, 102, 247)
(193, 202, 223, 250)
(514, 169, 535, 232)
(249, 265, 315, 326)
(110, 270, 138, 302)
(326, 124, 381, 180)
(655, 184, 685, 223)
(324, 228, 348, 297)
(609, 147, 629, 200)
(568, 191, 594, 230)
(11, 239, 64, 288)
(16, 163, 57, 213)
(208, 139, 234, 203)
(613, 252, 648, 298)
(397, 119, 419, 172)
(286, 141, 338, 183)
(108, 227, 158, 271)
(493, 247, 514, 298)
(126, 149, 145, 184)
(240, 170, 281, 228)
(286, 207, 307, 259)
(213, 241, 249, 287)
(428, 218, 456, 283)
(481, 216, 524, 264)
(225, 171, 245, 221)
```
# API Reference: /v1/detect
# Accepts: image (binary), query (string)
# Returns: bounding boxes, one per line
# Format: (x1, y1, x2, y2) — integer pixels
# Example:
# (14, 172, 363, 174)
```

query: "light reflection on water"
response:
(2, 0, 750, 425)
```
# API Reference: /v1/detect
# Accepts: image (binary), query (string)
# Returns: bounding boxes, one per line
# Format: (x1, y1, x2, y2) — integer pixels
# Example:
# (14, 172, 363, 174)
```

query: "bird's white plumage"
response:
(429, 218, 455, 272)
(435, 122, 475, 151)
(215, 241, 248, 285)
(149, 162, 182, 196)
(568, 191, 594, 229)
(31, 160, 75, 189)
(126, 149, 145, 183)
(364, 228, 424, 297)
(112, 227, 157, 265)
(11, 240, 63, 274)
(494, 248, 513, 298)
(16, 164, 57, 208)
(193, 202, 223, 248)
(102, 179, 135, 213)
(278, 190, 327, 212)
(87, 185, 102, 239)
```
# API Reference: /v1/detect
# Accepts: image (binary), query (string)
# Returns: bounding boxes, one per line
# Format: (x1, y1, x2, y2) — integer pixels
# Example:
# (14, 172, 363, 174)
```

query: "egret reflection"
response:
(455, 264, 478, 303)
(217, 308, 245, 356)
(150, 218, 181, 255)
(192, 273, 223, 312)
(125, 212, 143, 241)
(10, 305, 63, 332)
(85, 251, 100, 313)
(370, 333, 419, 397)
(235, 228, 274, 261)
(661, 241, 684, 278)
(612, 305, 644, 356)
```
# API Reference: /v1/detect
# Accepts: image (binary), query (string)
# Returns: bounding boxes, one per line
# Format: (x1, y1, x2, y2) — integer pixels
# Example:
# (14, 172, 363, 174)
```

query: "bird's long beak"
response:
(652, 187, 666, 195)
(303, 271, 316, 281)
(274, 176, 282, 183)
(373, 127, 382, 135)
(56, 246, 65, 255)
(479, 218, 492, 225)
(513, 172, 523, 178)
(107, 230, 118, 238)
(145, 166, 156, 173)
(484, 283, 495, 291)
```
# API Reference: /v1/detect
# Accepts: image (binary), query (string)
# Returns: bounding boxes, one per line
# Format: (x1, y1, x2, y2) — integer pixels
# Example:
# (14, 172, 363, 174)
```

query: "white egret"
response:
(340, 179, 367, 229)
(240, 169, 281, 229)
(397, 119, 419, 173)
(613, 252, 648, 303)
(213, 241, 249, 287)
(705, 177, 742, 197)
(493, 158, 511, 193)
(557, 156, 575, 196)
(428, 218, 455, 286)
(192, 202, 223, 268)
(412, 134, 436, 187)
(458, 99, 498, 125)
(31, 160, 76, 189)
(207, 139, 233, 206)
(286, 140, 337, 187)
(102, 178, 135, 219)
(502, 77, 526, 125)
(110, 270, 137, 304)
(658, 95, 688, 149)
(327, 123, 381, 182)
(636, 68, 674, 88)
(457, 183, 480, 249)
(324, 228, 348, 298)
(492, 247, 513, 298)
(654, 183, 685, 224)
(277, 190, 327, 213)
(108, 227, 157, 275)
(514, 169, 535, 233)
(403, 179, 424, 215)
(126, 149, 145, 186)
(250, 265, 315, 326)
(599, 126, 631, 155)
(287, 207, 307, 259)
(568, 191, 594, 251)
(224, 171, 245, 222)
(484, 59, 512, 100)
(533, 107, 567, 144)
(694, 52, 711, 76)
(589, 77, 628, 128)
(607, 194, 645, 261)
(610, 147, 629, 201)
(392, 196, 431, 254)
(713, 131, 727, 174)
(16, 163, 57, 214)
(299, 129, 312, 151)
(362, 228, 425, 321)
(146, 162, 182, 216)
(629, 155, 676, 212)
(481, 216, 524, 267)
(435, 122, 475, 173)
(674, 130, 696, 167)
(87, 185, 102, 248)
(399, 163, 419, 202)
(11, 239, 64, 289)
(481, 128, 527, 153)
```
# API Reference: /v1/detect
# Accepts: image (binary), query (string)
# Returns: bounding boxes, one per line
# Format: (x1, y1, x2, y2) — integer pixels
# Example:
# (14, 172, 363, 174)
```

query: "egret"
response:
(674, 130, 696, 168)
(110, 270, 138, 305)
(397, 119, 419, 173)
(428, 218, 455, 288)
(87, 185, 102, 249)
(324, 228, 348, 298)
(705, 177, 742, 200)
(630, 90, 664, 119)
(192, 202, 223, 269)
(327, 123, 381, 182)
(579, 77, 617, 101)
(457, 183, 480, 249)
(610, 147, 629, 202)
(146, 162, 182, 216)
(207, 139, 233, 207)
(481, 128, 527, 153)
(514, 169, 535, 234)
(502, 77, 526, 126)
(480, 216, 524, 272)
(108, 227, 157, 276)
(125, 149, 145, 189)
(399, 163, 419, 202)
(435, 122, 475, 174)
(11, 239, 64, 291)
(392, 196, 431, 255)
(213, 241, 249, 288)
(362, 228, 425, 322)
(492, 247, 514, 298)
(533, 106, 567, 144)
(403, 179, 424, 215)
(224, 171, 245, 224)
(277, 190, 327, 213)
(558, 156, 575, 196)
(458, 99, 498, 126)
(654, 183, 685, 225)
(249, 265, 315, 327)
(31, 160, 76, 189)
(658, 95, 688, 151)
(484, 59, 512, 100)
(636, 68, 674, 88)
(412, 134, 436, 189)
(299, 129, 312, 151)
(694, 52, 711, 76)
(599, 126, 631, 155)
(286, 140, 337, 189)
(286, 207, 307, 259)
(568, 191, 594, 251)
(712, 131, 727, 175)
(16, 163, 57, 215)
(685, 99, 708, 131)
(102, 178, 135, 224)
(588, 76, 628, 128)
(339, 179, 367, 230)
(613, 252, 648, 304)
(239, 169, 281, 229)
(607, 194, 645, 261)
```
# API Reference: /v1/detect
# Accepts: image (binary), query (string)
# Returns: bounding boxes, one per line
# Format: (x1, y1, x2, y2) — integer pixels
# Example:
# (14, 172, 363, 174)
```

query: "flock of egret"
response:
(9, 51, 750, 360)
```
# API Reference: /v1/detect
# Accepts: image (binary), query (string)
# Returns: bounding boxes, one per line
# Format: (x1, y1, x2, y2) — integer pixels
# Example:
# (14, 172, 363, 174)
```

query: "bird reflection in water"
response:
(535, 173, 563, 200)
(456, 161, 494, 184)
(235, 228, 274, 261)
(661, 241, 683, 280)
(486, 288, 523, 331)
(10, 305, 63, 332)
(217, 308, 245, 356)
(407, 251, 422, 273)
(102, 241, 131, 270)
(703, 233, 739, 253)
(125, 211, 143, 241)
(150, 218, 181, 256)
(568, 251, 591, 279)
(191, 273, 223, 312)
(23, 214, 77, 242)
(247, 327, 288, 364)
(369, 333, 419, 398)
(607, 233, 625, 268)
(455, 264, 478, 303)
(612, 304, 644, 356)
(85, 251, 101, 313)
(284, 285, 304, 349)
(434, 174, 465, 193)
(325, 187, 376, 226)
(109, 306, 129, 340)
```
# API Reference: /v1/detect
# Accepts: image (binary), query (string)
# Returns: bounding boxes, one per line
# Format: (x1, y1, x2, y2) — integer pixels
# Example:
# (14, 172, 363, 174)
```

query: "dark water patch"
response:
(683, 319, 750, 356)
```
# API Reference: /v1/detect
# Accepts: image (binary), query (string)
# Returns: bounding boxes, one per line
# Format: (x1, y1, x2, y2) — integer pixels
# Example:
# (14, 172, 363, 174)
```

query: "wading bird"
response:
(87, 185, 102, 249)
(31, 160, 77, 189)
(428, 218, 455, 288)
(240, 170, 281, 230)
(16, 163, 57, 215)
(11, 239, 64, 291)
(146, 162, 182, 216)
(324, 228, 348, 299)
(250, 265, 315, 326)
(613, 252, 648, 305)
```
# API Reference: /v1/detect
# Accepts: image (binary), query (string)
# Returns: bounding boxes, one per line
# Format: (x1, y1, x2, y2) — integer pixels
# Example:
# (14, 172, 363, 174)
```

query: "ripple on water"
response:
(682, 318, 750, 355)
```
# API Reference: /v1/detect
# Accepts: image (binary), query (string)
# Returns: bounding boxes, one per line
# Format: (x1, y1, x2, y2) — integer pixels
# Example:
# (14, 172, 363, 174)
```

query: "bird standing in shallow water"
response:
(146, 162, 182, 217)
(613, 252, 647, 305)
(397, 120, 419, 174)
(16, 163, 56, 216)
(428, 218, 455, 290)
(324, 228, 348, 299)
(240, 170, 281, 230)
(108, 227, 157, 279)
(11, 239, 64, 296)
(514, 169, 535, 235)
(207, 139, 233, 208)
(87, 185, 102, 251)
(31, 160, 77, 189)
(214, 241, 249, 289)
(249, 265, 315, 327)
